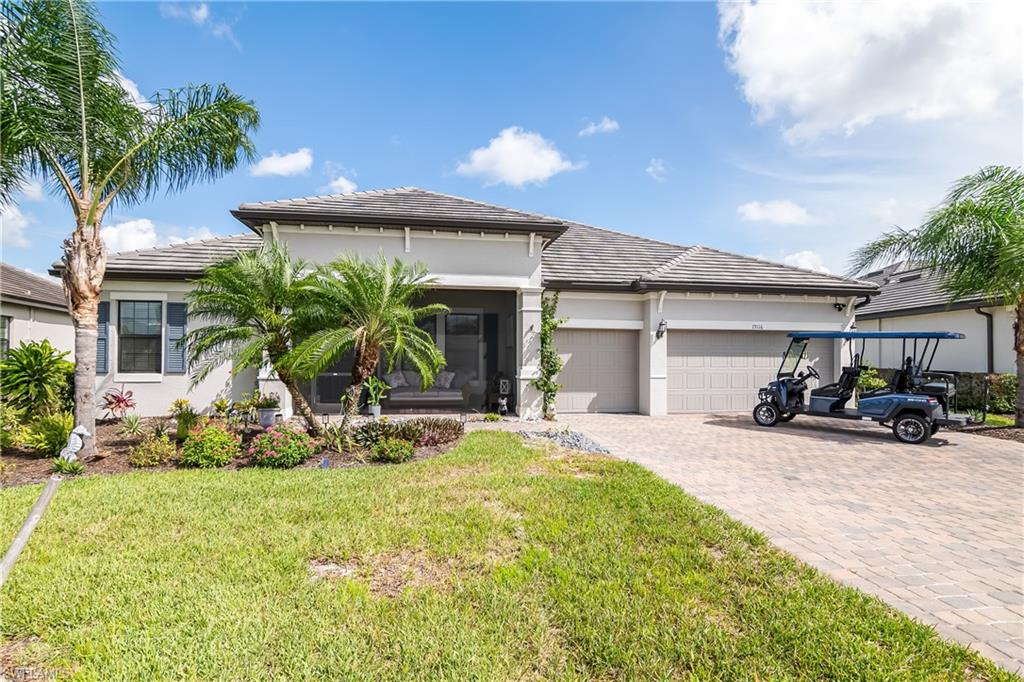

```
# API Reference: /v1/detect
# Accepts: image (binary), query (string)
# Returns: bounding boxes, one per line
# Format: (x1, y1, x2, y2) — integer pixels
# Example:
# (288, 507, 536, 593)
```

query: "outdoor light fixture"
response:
(459, 412, 467, 424)
(656, 318, 668, 339)
(321, 413, 330, 427)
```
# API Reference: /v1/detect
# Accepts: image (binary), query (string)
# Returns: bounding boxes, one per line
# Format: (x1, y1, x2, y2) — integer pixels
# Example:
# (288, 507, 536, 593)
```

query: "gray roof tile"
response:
(856, 264, 1000, 317)
(1, 262, 67, 309)
(50, 234, 262, 279)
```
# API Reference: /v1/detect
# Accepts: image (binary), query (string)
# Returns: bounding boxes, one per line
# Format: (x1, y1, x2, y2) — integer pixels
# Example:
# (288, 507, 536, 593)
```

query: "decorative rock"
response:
(516, 429, 609, 454)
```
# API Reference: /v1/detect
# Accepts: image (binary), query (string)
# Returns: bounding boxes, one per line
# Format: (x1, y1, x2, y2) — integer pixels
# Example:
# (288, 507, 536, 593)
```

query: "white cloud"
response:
(719, 1, 1023, 142)
(645, 158, 667, 182)
(578, 116, 620, 137)
(250, 148, 313, 177)
(1, 204, 31, 248)
(456, 126, 582, 188)
(737, 199, 812, 225)
(21, 180, 44, 202)
(112, 70, 152, 110)
(783, 250, 830, 274)
(101, 219, 216, 253)
(326, 175, 358, 194)
(160, 2, 240, 49)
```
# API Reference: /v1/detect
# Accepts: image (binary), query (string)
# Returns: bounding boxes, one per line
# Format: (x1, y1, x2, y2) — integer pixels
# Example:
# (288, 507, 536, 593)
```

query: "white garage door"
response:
(555, 329, 639, 413)
(667, 331, 834, 413)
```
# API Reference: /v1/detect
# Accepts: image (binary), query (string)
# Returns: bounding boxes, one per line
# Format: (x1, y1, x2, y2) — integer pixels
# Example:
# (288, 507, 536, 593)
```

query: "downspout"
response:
(853, 296, 872, 310)
(975, 307, 994, 373)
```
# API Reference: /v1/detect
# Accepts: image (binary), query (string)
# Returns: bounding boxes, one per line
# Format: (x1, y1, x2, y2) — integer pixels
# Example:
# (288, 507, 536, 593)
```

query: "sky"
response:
(2, 1, 1021, 280)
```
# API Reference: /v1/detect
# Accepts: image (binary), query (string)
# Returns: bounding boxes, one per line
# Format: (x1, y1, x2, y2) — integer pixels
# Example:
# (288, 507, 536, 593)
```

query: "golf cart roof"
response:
(787, 331, 966, 340)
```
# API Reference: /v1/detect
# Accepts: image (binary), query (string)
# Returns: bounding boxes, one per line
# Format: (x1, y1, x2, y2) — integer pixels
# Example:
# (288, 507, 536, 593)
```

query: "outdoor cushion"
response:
(436, 371, 455, 389)
(385, 371, 408, 388)
(450, 370, 471, 390)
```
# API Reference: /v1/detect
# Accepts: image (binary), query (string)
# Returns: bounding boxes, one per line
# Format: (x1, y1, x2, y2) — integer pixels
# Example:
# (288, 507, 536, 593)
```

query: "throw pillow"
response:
(384, 371, 408, 388)
(450, 370, 471, 390)
(436, 371, 455, 389)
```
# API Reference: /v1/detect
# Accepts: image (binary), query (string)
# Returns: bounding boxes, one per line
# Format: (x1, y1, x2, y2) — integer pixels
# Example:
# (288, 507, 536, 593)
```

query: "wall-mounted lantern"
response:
(656, 319, 668, 340)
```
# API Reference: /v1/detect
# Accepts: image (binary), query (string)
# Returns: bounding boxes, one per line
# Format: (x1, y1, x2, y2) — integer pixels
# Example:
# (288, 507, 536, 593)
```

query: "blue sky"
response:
(3, 1, 1020, 278)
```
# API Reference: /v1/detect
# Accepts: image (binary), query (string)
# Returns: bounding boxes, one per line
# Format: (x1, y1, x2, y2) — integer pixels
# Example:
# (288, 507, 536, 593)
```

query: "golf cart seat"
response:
(810, 360, 861, 412)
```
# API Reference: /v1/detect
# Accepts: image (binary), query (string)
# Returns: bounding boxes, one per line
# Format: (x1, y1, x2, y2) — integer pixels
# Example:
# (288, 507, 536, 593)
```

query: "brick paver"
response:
(491, 414, 1024, 672)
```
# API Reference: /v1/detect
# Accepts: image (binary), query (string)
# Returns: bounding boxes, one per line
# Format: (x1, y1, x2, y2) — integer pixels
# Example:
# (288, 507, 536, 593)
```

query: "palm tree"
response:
(183, 243, 323, 435)
(288, 255, 449, 430)
(1, 0, 259, 456)
(850, 165, 1024, 427)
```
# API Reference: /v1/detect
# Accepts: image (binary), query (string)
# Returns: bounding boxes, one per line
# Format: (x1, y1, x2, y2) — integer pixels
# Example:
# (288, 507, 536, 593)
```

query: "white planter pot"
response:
(368, 404, 382, 419)
(257, 408, 278, 428)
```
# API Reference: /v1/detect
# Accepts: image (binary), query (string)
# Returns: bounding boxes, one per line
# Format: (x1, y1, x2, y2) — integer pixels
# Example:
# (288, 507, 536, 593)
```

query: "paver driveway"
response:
(530, 414, 1024, 672)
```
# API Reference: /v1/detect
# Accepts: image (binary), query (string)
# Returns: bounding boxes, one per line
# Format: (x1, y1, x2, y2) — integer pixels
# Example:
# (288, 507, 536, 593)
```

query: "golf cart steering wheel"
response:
(804, 365, 820, 381)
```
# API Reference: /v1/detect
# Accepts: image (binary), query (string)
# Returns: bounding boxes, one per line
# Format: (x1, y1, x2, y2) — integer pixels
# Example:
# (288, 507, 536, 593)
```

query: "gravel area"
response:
(516, 429, 610, 454)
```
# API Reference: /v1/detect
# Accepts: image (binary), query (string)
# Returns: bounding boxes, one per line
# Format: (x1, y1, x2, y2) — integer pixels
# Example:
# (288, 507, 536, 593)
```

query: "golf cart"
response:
(753, 331, 982, 444)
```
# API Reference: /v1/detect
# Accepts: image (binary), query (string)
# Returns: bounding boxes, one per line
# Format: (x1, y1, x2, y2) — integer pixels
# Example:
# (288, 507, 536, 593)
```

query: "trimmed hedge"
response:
(877, 368, 1017, 413)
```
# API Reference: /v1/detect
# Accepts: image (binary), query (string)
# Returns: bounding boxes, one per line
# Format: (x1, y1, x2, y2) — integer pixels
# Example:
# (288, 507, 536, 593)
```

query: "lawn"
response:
(0, 431, 1013, 680)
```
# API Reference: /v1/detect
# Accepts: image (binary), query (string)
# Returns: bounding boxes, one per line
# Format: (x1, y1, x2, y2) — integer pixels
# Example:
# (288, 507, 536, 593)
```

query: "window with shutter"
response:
(97, 302, 109, 374)
(165, 302, 187, 374)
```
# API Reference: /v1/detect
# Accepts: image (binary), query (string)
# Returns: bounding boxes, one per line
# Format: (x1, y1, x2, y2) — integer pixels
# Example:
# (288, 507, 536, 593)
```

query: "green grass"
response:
(0, 432, 1014, 680)
(984, 413, 1017, 427)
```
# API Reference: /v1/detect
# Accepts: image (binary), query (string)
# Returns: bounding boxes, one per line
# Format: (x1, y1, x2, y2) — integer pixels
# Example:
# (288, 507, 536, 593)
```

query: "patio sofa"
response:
(382, 370, 484, 410)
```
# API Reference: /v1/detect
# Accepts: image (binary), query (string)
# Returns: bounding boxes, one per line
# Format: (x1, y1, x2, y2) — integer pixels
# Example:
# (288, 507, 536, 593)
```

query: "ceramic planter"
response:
(368, 404, 382, 419)
(257, 408, 278, 428)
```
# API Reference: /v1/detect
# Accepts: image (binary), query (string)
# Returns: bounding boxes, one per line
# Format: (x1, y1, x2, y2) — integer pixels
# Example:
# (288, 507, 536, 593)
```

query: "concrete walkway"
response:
(491, 413, 1024, 672)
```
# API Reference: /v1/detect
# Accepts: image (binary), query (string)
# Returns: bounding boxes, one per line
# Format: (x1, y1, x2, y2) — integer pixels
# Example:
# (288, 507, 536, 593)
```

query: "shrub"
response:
(368, 437, 413, 464)
(170, 398, 192, 417)
(0, 340, 74, 413)
(253, 392, 280, 409)
(129, 434, 176, 467)
(987, 374, 1017, 414)
(211, 398, 231, 418)
(52, 457, 85, 476)
(410, 417, 464, 446)
(857, 365, 888, 392)
(102, 385, 136, 419)
(0, 459, 14, 485)
(23, 412, 74, 456)
(0, 403, 26, 449)
(173, 403, 200, 442)
(352, 419, 395, 447)
(179, 424, 240, 468)
(391, 419, 425, 444)
(119, 413, 144, 436)
(248, 426, 315, 468)
(483, 412, 501, 422)
(320, 424, 350, 453)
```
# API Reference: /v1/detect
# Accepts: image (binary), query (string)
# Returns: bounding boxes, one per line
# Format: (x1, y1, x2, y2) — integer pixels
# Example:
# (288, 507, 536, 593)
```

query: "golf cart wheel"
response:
(892, 414, 930, 444)
(778, 413, 797, 423)
(931, 423, 941, 435)
(753, 402, 780, 427)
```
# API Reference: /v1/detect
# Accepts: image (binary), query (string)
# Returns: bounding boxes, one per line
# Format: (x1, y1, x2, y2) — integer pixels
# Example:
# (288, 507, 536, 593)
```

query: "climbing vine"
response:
(531, 292, 566, 420)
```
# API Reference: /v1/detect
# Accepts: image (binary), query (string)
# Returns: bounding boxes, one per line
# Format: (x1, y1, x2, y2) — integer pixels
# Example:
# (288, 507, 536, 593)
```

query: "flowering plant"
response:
(248, 425, 315, 468)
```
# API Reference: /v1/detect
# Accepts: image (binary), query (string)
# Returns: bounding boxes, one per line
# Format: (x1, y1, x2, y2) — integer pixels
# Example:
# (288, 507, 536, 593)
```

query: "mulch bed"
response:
(961, 425, 1024, 444)
(1, 417, 459, 488)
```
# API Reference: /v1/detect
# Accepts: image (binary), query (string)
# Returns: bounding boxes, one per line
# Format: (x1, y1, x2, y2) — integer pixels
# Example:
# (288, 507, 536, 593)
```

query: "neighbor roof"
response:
(60, 189, 876, 296)
(232, 187, 568, 237)
(1, 262, 67, 311)
(856, 264, 1002, 318)
(49, 234, 262, 280)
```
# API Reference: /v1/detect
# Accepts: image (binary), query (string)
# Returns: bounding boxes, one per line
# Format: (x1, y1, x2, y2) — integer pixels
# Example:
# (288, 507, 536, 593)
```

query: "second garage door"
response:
(555, 329, 639, 413)
(667, 330, 834, 413)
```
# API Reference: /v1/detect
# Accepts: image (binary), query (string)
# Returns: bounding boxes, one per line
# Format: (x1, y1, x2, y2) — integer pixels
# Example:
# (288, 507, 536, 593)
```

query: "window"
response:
(0, 316, 10, 357)
(118, 301, 162, 373)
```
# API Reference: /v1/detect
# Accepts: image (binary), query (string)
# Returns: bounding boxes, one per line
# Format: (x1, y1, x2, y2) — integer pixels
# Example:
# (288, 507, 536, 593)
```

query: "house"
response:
(855, 263, 1015, 374)
(53, 188, 877, 418)
(0, 262, 74, 357)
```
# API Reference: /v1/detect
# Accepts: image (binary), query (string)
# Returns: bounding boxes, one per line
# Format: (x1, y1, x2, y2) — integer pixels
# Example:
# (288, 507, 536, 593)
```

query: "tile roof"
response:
(49, 234, 262, 280)
(232, 187, 567, 235)
(1, 262, 67, 310)
(856, 264, 1001, 317)
(56, 189, 877, 296)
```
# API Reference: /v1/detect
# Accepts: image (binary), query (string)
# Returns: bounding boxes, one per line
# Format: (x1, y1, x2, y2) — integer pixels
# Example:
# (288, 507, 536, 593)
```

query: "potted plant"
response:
(254, 392, 281, 428)
(364, 376, 389, 419)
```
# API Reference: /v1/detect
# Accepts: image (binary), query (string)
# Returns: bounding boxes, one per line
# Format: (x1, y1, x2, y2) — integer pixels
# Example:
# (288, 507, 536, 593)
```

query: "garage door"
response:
(555, 329, 639, 413)
(667, 331, 834, 413)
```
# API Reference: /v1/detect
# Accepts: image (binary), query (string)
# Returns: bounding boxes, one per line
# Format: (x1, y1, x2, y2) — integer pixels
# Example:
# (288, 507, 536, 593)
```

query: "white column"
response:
(641, 293, 668, 416)
(516, 287, 543, 419)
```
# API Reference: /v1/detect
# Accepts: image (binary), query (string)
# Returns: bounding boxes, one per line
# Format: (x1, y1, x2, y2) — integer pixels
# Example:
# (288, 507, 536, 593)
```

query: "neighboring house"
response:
(856, 263, 1015, 374)
(52, 188, 876, 418)
(0, 262, 74, 357)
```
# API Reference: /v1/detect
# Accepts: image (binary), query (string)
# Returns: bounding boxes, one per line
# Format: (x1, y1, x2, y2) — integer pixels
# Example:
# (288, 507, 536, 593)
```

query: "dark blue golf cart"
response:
(753, 331, 981, 444)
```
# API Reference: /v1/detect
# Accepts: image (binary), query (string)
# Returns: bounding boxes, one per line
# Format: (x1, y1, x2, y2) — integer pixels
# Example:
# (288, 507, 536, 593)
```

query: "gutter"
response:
(975, 307, 994, 373)
(853, 296, 872, 310)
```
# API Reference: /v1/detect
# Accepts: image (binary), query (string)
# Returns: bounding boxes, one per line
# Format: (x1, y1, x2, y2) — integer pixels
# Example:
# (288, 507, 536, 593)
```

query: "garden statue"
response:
(59, 425, 92, 462)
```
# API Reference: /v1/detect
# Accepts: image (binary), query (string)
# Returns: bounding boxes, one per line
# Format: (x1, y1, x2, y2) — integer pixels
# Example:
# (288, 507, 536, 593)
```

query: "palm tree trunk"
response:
(62, 219, 106, 460)
(275, 368, 323, 437)
(1015, 300, 1024, 428)
(340, 346, 380, 432)
(340, 382, 362, 433)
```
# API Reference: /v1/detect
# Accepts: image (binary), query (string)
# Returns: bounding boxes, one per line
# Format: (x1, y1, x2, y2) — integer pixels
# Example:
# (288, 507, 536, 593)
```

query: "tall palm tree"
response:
(850, 165, 1024, 427)
(288, 255, 449, 430)
(183, 243, 322, 435)
(1, 0, 259, 456)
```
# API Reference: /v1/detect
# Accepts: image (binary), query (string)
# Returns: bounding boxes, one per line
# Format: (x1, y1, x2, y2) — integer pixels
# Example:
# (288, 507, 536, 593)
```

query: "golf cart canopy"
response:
(787, 331, 966, 340)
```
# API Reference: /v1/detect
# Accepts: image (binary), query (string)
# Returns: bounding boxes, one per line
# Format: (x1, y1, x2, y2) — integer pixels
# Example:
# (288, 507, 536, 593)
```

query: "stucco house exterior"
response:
(856, 263, 1015, 374)
(0, 262, 74, 357)
(52, 188, 878, 418)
